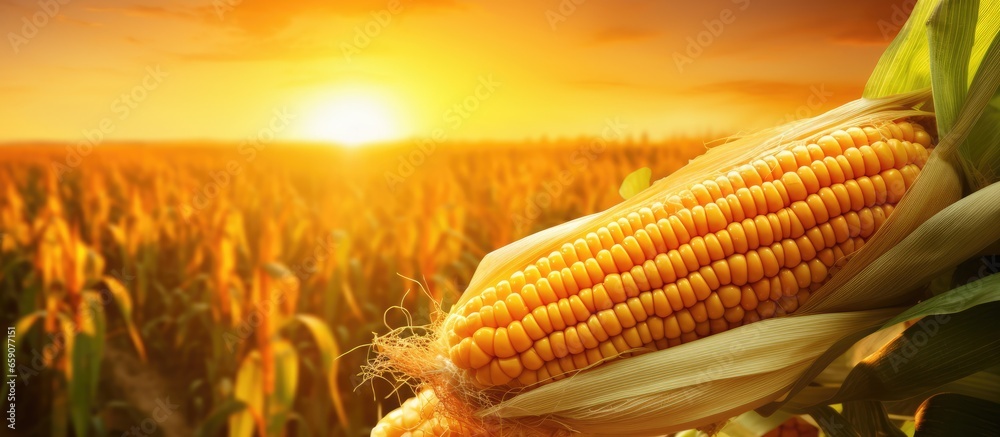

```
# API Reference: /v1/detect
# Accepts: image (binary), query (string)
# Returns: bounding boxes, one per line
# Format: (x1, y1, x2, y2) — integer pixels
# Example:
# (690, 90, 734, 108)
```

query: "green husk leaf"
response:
(961, 96, 1000, 189)
(618, 167, 652, 200)
(967, 1, 1000, 83)
(881, 272, 1000, 329)
(784, 292, 1000, 414)
(883, 370, 1000, 416)
(933, 370, 1000, 404)
(864, 0, 938, 98)
(866, 0, 1000, 100)
(832, 302, 1000, 404)
(913, 393, 1000, 436)
(960, 27, 1000, 190)
(927, 0, 977, 134)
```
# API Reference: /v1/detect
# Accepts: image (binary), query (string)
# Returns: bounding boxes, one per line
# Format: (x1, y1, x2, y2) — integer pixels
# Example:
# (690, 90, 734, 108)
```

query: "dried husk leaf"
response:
(482, 309, 900, 435)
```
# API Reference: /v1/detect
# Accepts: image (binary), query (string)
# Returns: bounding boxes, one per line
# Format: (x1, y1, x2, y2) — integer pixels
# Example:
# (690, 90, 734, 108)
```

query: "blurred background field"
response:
(0, 0, 947, 435)
(0, 139, 706, 436)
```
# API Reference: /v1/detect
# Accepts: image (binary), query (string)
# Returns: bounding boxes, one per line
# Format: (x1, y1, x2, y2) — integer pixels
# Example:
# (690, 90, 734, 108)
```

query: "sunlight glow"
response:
(301, 92, 403, 146)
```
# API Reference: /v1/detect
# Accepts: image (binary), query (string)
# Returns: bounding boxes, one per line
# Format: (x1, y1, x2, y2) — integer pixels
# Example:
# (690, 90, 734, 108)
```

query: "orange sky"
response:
(0, 0, 913, 144)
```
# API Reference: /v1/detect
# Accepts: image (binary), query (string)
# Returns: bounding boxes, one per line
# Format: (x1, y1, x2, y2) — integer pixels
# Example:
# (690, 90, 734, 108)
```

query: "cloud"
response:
(659, 0, 908, 62)
(84, 5, 200, 19)
(170, 39, 339, 63)
(747, 0, 912, 46)
(589, 27, 660, 45)
(75, 0, 465, 63)
(55, 14, 103, 27)
(201, 0, 464, 35)
(681, 79, 863, 104)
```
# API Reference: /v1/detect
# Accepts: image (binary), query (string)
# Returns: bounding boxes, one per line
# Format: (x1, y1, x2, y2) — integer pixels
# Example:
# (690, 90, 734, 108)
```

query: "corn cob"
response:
(371, 389, 469, 437)
(441, 120, 933, 389)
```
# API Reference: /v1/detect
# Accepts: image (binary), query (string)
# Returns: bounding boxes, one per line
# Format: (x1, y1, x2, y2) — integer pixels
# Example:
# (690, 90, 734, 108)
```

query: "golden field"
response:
(0, 139, 707, 436)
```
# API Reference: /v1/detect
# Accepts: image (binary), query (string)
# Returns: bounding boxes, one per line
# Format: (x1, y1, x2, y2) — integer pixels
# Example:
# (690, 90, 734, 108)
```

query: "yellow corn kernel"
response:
(371, 389, 467, 437)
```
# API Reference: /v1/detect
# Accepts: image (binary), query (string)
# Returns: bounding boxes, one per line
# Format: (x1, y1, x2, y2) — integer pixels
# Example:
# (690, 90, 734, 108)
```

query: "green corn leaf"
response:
(230, 351, 264, 437)
(284, 314, 349, 427)
(81, 291, 106, 397)
(15, 310, 45, 338)
(618, 167, 651, 200)
(90, 416, 105, 437)
(285, 412, 313, 437)
(103, 276, 147, 362)
(913, 393, 1000, 436)
(68, 293, 107, 437)
(194, 400, 246, 437)
(267, 340, 299, 437)
(51, 376, 68, 437)
(70, 331, 97, 437)
(55, 313, 76, 382)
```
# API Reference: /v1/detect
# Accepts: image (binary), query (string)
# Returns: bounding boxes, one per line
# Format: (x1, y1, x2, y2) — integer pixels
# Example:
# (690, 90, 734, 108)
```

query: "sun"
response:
(301, 91, 404, 147)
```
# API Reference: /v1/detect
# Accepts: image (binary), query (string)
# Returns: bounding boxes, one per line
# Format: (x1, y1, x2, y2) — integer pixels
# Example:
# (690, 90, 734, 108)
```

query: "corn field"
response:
(4, 0, 999, 435)
(0, 140, 707, 436)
